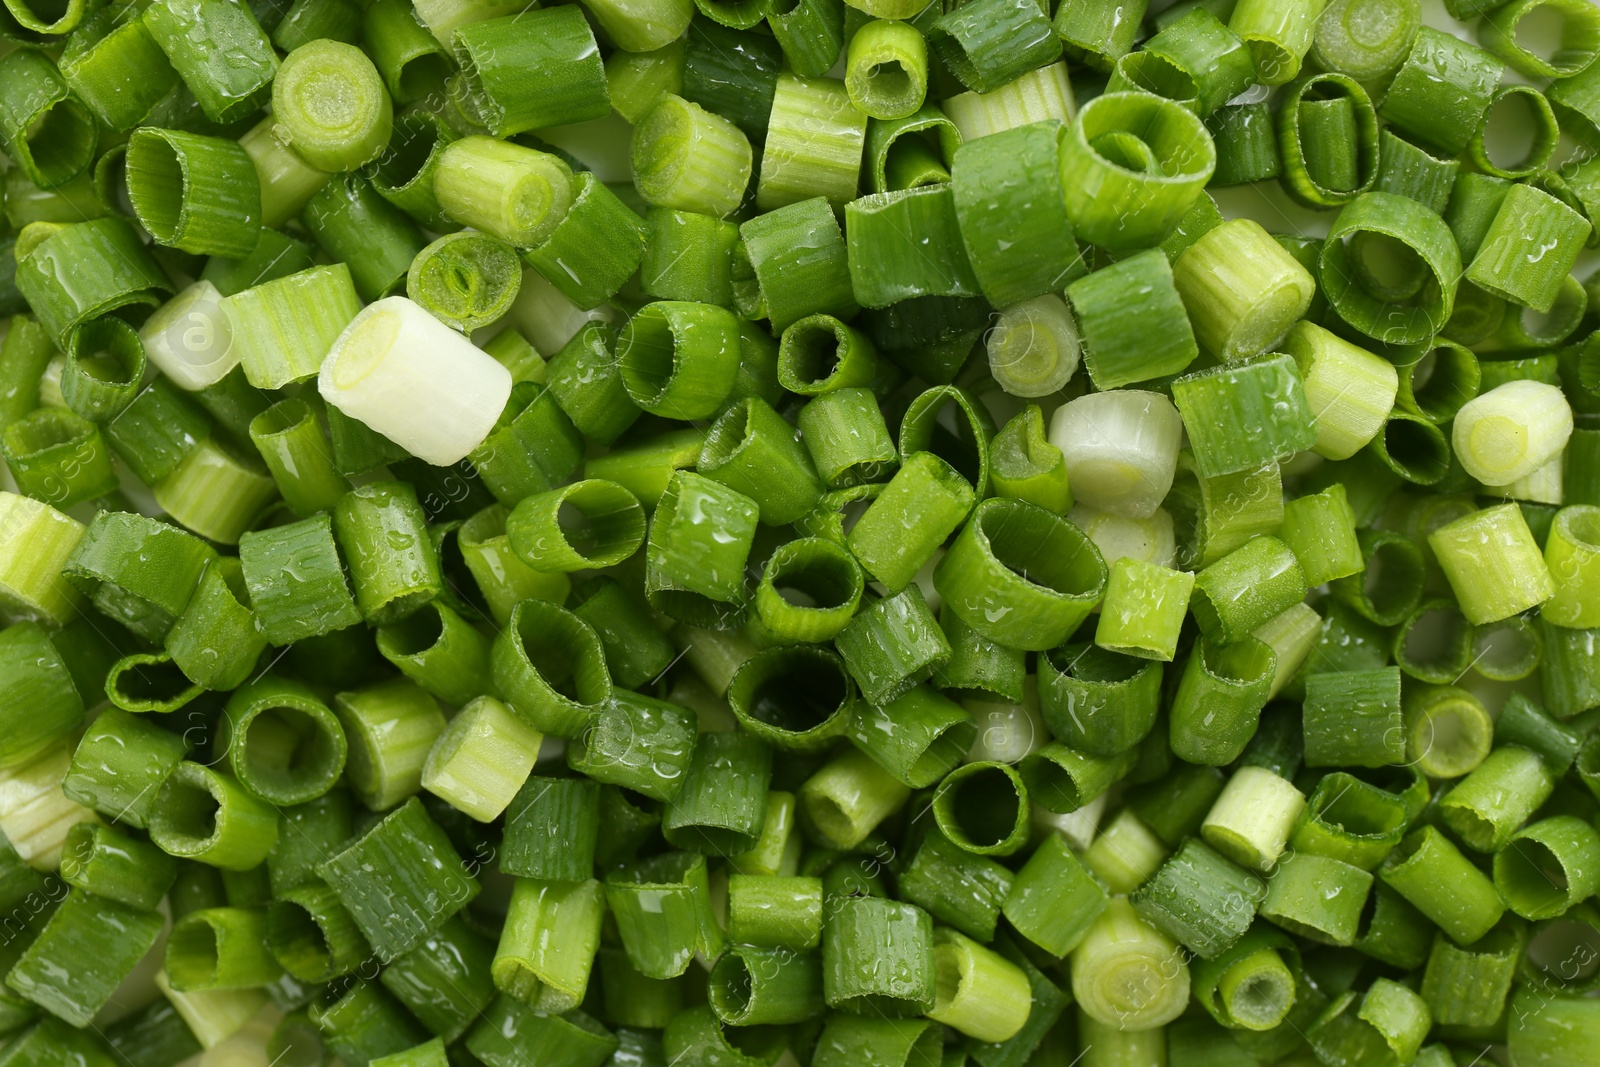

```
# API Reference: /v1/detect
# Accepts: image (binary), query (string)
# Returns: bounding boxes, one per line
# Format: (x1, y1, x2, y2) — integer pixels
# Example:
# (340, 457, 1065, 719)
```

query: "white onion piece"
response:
(987, 293, 1081, 398)
(1050, 390, 1184, 518)
(319, 296, 513, 467)
(139, 281, 237, 390)
(1453, 380, 1573, 487)
(1067, 505, 1178, 569)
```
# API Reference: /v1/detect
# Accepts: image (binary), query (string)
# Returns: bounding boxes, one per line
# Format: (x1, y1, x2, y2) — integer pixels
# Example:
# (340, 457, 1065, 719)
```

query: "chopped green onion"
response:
(758, 74, 868, 211)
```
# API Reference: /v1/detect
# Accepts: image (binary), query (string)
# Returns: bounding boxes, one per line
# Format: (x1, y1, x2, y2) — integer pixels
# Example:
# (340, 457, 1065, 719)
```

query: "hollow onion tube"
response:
(1318, 191, 1461, 346)
(0, 49, 96, 192)
(318, 297, 514, 467)
(362, 0, 451, 104)
(1048, 390, 1183, 520)
(506, 479, 645, 573)
(1543, 506, 1600, 629)
(1275, 74, 1380, 208)
(1480, 0, 1600, 78)
(60, 316, 145, 423)
(844, 19, 926, 120)
(14, 217, 169, 346)
(1058, 92, 1215, 251)
(617, 301, 740, 421)
(935, 497, 1108, 652)
(124, 128, 262, 258)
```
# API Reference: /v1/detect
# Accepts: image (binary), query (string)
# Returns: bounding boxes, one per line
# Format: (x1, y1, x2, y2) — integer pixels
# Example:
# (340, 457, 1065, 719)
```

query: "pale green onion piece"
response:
(941, 61, 1075, 142)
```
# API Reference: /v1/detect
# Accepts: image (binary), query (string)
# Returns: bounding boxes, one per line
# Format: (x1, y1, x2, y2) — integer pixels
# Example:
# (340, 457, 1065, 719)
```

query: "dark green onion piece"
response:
(1276, 73, 1379, 208)
(1170, 354, 1315, 480)
(1131, 838, 1266, 960)
(148, 761, 280, 871)
(490, 598, 611, 738)
(453, 7, 608, 136)
(835, 585, 951, 708)
(1379, 826, 1505, 946)
(125, 127, 262, 257)
(312, 981, 430, 1067)
(14, 217, 169, 346)
(239, 512, 363, 646)
(59, 4, 180, 133)
(929, 0, 1060, 94)
(380, 916, 497, 1043)
(604, 852, 722, 980)
(104, 650, 203, 714)
(63, 509, 214, 643)
(728, 645, 855, 752)
(301, 173, 426, 303)
(0, 49, 96, 191)
(6, 889, 163, 1026)
(317, 796, 479, 963)
(143, 0, 280, 124)
(62, 707, 187, 829)
(699, 397, 824, 527)
(1038, 642, 1163, 756)
(931, 761, 1030, 857)
(1053, 0, 1146, 70)
(166, 906, 283, 990)
(1378, 25, 1502, 156)
(1068, 249, 1198, 390)
(845, 184, 981, 308)
(1466, 86, 1559, 181)
(822, 896, 935, 1016)
(1439, 744, 1555, 853)
(1465, 181, 1590, 316)
(523, 173, 648, 312)
(59, 820, 177, 911)
(662, 730, 772, 856)
(950, 120, 1082, 308)
(644, 469, 759, 628)
(1493, 815, 1600, 921)
(1, 408, 119, 509)
(1302, 667, 1404, 769)
(568, 690, 697, 802)
(1021, 742, 1139, 815)
(642, 208, 738, 306)
(1169, 637, 1277, 766)
(218, 674, 348, 805)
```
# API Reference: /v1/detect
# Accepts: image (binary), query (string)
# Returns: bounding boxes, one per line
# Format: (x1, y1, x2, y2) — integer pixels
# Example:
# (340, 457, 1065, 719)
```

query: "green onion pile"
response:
(3, 0, 1600, 1065)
